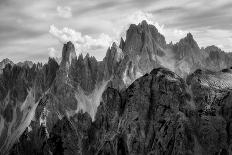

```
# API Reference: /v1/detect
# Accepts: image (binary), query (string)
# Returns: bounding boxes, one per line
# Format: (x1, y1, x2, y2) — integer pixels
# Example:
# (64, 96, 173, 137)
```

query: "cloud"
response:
(128, 11, 165, 34)
(194, 29, 232, 52)
(49, 25, 112, 55)
(126, 11, 192, 42)
(114, 10, 190, 44)
(49, 25, 83, 43)
(112, 10, 165, 43)
(163, 29, 190, 43)
(48, 47, 59, 58)
(173, 29, 188, 37)
(229, 37, 232, 44)
(57, 6, 72, 18)
(83, 33, 112, 50)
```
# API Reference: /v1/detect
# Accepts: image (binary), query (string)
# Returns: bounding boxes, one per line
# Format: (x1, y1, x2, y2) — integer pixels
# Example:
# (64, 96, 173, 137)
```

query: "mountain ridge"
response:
(1, 21, 232, 70)
(0, 20, 232, 154)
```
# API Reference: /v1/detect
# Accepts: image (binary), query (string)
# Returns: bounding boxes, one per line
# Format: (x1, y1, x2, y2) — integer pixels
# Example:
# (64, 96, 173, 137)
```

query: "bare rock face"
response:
(47, 112, 92, 155)
(17, 61, 34, 68)
(119, 37, 125, 50)
(0, 58, 14, 74)
(186, 68, 232, 154)
(86, 67, 232, 155)
(69, 53, 100, 91)
(124, 20, 166, 57)
(6, 64, 232, 155)
(0, 58, 59, 154)
(204, 45, 232, 71)
(87, 68, 193, 155)
(7, 41, 116, 154)
(173, 33, 200, 60)
(120, 20, 166, 86)
(61, 41, 77, 67)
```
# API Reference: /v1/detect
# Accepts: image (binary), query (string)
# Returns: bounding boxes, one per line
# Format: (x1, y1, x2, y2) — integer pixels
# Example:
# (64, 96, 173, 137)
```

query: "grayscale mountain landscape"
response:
(0, 0, 232, 155)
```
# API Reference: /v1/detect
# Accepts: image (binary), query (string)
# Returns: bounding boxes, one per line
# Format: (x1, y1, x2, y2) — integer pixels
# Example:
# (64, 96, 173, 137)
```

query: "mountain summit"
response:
(61, 41, 76, 65)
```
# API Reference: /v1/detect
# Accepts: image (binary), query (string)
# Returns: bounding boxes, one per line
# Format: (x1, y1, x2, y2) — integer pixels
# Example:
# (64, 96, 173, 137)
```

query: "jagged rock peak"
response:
(1, 58, 13, 64)
(61, 41, 77, 64)
(174, 32, 199, 51)
(85, 53, 90, 59)
(186, 32, 193, 39)
(127, 20, 157, 34)
(139, 20, 161, 35)
(139, 20, 149, 29)
(84, 53, 97, 62)
(119, 37, 125, 50)
(205, 45, 223, 53)
(182, 33, 198, 47)
(183, 33, 194, 43)
(17, 61, 34, 68)
(47, 57, 59, 66)
(77, 53, 84, 61)
(123, 20, 166, 57)
(111, 42, 117, 49)
(105, 42, 124, 63)
(0, 58, 14, 67)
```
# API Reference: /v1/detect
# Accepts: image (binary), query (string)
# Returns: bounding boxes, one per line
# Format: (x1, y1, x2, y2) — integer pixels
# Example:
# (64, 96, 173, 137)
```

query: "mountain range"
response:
(0, 20, 232, 155)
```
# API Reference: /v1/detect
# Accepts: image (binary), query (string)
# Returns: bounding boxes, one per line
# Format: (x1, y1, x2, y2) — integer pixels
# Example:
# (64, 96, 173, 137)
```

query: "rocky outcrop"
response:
(204, 45, 232, 71)
(17, 61, 34, 68)
(0, 58, 59, 154)
(0, 58, 14, 74)
(88, 68, 192, 155)
(186, 68, 232, 154)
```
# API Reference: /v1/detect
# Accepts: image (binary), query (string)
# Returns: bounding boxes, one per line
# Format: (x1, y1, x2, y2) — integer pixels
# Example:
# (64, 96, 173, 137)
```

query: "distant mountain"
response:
(16, 61, 34, 68)
(0, 58, 14, 73)
(0, 20, 232, 154)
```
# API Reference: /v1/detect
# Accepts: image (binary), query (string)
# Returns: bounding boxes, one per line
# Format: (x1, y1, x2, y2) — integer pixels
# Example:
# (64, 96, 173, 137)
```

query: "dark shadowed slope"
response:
(9, 67, 232, 155)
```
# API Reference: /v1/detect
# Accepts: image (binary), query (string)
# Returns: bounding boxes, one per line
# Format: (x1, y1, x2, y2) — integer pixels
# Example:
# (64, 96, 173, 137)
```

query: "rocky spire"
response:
(60, 41, 77, 67)
(181, 33, 199, 49)
(139, 20, 149, 30)
(55, 41, 77, 84)
(0, 58, 14, 70)
(119, 37, 125, 50)
(205, 45, 223, 53)
(123, 20, 166, 56)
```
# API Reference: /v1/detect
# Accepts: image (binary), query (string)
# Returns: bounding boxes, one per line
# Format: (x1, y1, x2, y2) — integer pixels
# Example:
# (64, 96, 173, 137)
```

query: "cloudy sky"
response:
(0, 0, 232, 62)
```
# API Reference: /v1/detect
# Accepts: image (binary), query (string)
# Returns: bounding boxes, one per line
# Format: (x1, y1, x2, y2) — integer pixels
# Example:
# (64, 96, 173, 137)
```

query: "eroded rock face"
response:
(6, 41, 116, 154)
(88, 68, 232, 155)
(6, 64, 232, 155)
(87, 68, 193, 155)
(0, 58, 59, 154)
(0, 58, 14, 74)
(186, 68, 232, 154)
(204, 46, 232, 71)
